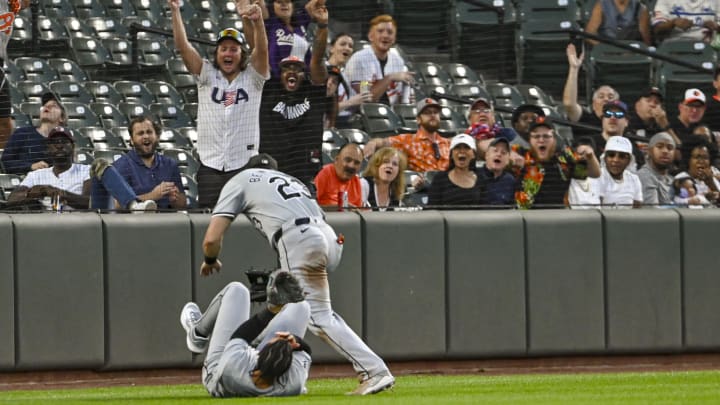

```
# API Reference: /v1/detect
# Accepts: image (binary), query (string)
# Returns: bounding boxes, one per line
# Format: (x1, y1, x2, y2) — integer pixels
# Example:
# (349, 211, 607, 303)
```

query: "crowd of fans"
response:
(2, 0, 720, 212)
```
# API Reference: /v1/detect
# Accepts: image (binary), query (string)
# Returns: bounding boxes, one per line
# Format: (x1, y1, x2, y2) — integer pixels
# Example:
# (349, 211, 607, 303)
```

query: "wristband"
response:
(316, 22, 328, 29)
(204, 256, 217, 265)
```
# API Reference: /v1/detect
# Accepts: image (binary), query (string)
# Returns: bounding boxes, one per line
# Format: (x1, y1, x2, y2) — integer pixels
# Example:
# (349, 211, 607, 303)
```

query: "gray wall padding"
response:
(362, 211, 446, 360)
(12, 213, 105, 369)
(444, 210, 527, 357)
(603, 210, 682, 352)
(103, 214, 192, 369)
(524, 210, 606, 355)
(0, 214, 14, 370)
(679, 209, 720, 350)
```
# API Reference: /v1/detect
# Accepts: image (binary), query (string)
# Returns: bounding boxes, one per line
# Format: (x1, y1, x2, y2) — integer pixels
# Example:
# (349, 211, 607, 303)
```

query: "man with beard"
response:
(314, 142, 363, 208)
(259, 0, 329, 190)
(596, 136, 643, 208)
(637, 132, 678, 206)
(514, 117, 600, 209)
(97, 116, 186, 210)
(364, 98, 450, 173)
(2, 92, 66, 175)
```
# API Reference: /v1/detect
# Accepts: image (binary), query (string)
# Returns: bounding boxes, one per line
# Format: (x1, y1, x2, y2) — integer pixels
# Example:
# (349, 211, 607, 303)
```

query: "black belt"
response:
(272, 217, 311, 246)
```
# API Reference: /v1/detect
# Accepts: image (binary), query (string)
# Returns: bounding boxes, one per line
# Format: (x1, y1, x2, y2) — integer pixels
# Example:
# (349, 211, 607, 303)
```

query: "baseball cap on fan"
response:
(279, 55, 306, 69)
(683, 88, 706, 104)
(47, 126, 74, 144)
(217, 28, 245, 45)
(604, 136, 632, 154)
(416, 98, 441, 116)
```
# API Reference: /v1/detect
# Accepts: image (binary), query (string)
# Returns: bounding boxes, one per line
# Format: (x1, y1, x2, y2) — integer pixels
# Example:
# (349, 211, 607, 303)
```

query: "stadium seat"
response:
(4, 59, 26, 83)
(48, 58, 90, 82)
(90, 102, 131, 129)
(88, 16, 129, 39)
(71, 37, 111, 76)
(83, 81, 125, 105)
(189, 0, 222, 22)
(118, 102, 152, 121)
(189, 16, 219, 43)
(358, 103, 406, 138)
(102, 37, 135, 76)
(37, 16, 71, 54)
(100, 0, 137, 20)
(0, 174, 23, 200)
(49, 81, 96, 105)
(62, 16, 98, 38)
(70, 0, 107, 19)
(443, 63, 483, 86)
(438, 105, 468, 137)
(162, 148, 201, 178)
(515, 84, 556, 107)
(122, 16, 166, 41)
(158, 128, 194, 150)
(40, 0, 76, 18)
(392, 103, 419, 131)
(129, 0, 165, 23)
(216, 0, 239, 17)
(182, 103, 198, 121)
(448, 83, 492, 103)
(414, 62, 453, 86)
(69, 127, 95, 150)
(321, 128, 348, 160)
(337, 128, 370, 145)
(110, 126, 131, 145)
(63, 102, 102, 129)
(485, 82, 526, 110)
(93, 148, 126, 162)
(114, 81, 155, 105)
(11, 108, 32, 128)
(14, 57, 59, 83)
(76, 126, 127, 150)
(149, 103, 195, 128)
(217, 16, 243, 32)
(15, 81, 52, 104)
(8, 83, 25, 106)
(75, 148, 95, 164)
(589, 41, 652, 106)
(165, 57, 198, 103)
(144, 80, 185, 106)
(8, 15, 31, 57)
(19, 101, 43, 126)
(415, 84, 452, 105)
(180, 173, 199, 207)
(176, 127, 198, 144)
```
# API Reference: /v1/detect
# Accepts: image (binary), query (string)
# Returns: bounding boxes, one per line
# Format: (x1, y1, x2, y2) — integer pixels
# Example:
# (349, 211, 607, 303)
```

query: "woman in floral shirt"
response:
(514, 117, 600, 209)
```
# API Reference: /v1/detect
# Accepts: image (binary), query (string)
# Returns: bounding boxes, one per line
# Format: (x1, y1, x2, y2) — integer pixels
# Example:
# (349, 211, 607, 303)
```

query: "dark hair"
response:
(129, 115, 162, 136)
(330, 32, 352, 46)
(256, 339, 293, 381)
(213, 41, 251, 72)
(678, 136, 717, 172)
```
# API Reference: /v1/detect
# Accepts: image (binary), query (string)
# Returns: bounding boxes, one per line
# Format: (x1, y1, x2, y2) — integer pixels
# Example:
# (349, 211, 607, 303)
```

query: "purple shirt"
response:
(112, 150, 184, 209)
(265, 9, 312, 78)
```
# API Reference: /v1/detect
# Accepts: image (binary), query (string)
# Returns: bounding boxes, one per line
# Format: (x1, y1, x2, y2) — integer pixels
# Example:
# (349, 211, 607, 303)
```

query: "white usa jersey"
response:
(344, 47, 410, 105)
(196, 61, 269, 171)
(212, 168, 324, 244)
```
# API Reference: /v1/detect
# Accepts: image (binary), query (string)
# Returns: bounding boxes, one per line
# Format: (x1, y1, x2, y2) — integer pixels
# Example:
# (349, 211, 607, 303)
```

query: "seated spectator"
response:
(427, 134, 483, 209)
(477, 137, 516, 208)
(257, 0, 313, 78)
(562, 43, 620, 138)
(514, 117, 600, 209)
(364, 98, 450, 181)
(597, 136, 643, 208)
(325, 33, 370, 129)
(568, 137, 602, 209)
(94, 116, 186, 210)
(591, 100, 646, 169)
(314, 143, 363, 208)
(1, 92, 65, 175)
(673, 174, 709, 207)
(675, 136, 720, 206)
(509, 104, 545, 149)
(345, 14, 414, 106)
(652, 0, 720, 43)
(584, 0, 652, 45)
(670, 88, 707, 143)
(637, 132, 677, 206)
(628, 87, 673, 140)
(7, 127, 155, 212)
(360, 146, 407, 210)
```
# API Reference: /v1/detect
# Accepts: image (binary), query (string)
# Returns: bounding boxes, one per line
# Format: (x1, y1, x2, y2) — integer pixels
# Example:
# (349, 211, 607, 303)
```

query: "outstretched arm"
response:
(238, 0, 270, 77)
(169, 0, 203, 75)
(562, 43, 584, 122)
(306, 0, 328, 85)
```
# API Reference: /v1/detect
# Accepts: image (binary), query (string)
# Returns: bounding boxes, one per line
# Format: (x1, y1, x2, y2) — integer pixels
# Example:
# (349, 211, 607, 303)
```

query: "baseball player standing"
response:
(169, 0, 269, 208)
(180, 281, 312, 397)
(0, 0, 30, 148)
(199, 153, 395, 395)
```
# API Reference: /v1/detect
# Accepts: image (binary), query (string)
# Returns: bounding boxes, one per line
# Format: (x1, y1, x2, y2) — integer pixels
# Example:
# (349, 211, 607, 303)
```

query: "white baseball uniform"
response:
(344, 47, 411, 105)
(213, 168, 391, 380)
(200, 282, 312, 397)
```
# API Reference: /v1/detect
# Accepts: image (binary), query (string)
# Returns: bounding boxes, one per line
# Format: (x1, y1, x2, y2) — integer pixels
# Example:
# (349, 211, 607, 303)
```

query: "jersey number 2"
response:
(269, 176, 312, 200)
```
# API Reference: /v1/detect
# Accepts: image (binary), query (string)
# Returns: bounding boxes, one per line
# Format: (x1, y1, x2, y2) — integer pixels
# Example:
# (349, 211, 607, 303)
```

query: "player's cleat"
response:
(347, 372, 395, 395)
(180, 302, 208, 354)
(129, 199, 157, 213)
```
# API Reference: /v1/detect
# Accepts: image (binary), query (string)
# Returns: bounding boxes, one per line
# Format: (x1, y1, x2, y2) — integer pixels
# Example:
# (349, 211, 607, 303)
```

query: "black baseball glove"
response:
(267, 271, 305, 306)
(245, 268, 272, 302)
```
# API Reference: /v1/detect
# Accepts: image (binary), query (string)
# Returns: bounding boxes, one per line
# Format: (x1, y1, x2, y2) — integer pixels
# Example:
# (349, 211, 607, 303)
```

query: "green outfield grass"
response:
(2, 371, 719, 404)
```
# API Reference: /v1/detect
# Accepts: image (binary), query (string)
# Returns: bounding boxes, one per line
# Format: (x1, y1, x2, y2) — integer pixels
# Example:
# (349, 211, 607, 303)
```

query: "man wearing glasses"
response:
(596, 136, 643, 208)
(363, 98, 450, 173)
(593, 100, 645, 170)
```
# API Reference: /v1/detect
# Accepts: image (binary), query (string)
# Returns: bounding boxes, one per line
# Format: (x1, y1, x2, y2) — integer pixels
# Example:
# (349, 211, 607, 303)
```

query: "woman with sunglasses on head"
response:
(169, 0, 269, 208)
(427, 134, 484, 209)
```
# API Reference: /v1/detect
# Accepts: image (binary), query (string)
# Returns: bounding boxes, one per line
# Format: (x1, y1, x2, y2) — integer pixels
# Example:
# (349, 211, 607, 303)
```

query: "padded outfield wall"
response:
(1, 209, 719, 371)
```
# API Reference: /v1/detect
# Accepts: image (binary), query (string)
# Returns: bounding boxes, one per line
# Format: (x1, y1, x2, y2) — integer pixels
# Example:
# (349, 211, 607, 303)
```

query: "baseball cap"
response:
(511, 104, 545, 124)
(648, 131, 676, 148)
(603, 100, 628, 114)
(279, 55, 306, 69)
(216, 28, 244, 45)
(604, 136, 632, 154)
(488, 137, 510, 149)
(449, 133, 476, 151)
(527, 116, 554, 132)
(41, 92, 60, 106)
(683, 88, 706, 104)
(47, 126, 74, 143)
(641, 87, 663, 102)
(245, 153, 278, 170)
(470, 97, 492, 110)
(416, 97, 441, 116)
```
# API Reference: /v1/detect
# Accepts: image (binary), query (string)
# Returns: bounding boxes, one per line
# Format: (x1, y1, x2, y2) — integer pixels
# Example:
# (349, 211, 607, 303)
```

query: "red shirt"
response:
(314, 163, 362, 207)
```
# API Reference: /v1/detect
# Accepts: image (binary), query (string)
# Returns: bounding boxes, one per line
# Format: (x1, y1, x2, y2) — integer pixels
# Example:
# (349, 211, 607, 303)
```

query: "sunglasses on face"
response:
(605, 151, 630, 159)
(603, 110, 625, 119)
(431, 142, 441, 160)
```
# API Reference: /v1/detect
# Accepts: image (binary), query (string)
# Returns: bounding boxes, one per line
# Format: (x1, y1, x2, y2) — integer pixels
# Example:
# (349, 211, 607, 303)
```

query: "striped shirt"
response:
(195, 61, 269, 171)
(19, 164, 90, 210)
(345, 47, 411, 106)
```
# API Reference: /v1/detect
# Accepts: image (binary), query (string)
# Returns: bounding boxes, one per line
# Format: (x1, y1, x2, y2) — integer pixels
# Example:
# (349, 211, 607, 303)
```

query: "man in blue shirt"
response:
(112, 116, 187, 210)
(1, 92, 66, 175)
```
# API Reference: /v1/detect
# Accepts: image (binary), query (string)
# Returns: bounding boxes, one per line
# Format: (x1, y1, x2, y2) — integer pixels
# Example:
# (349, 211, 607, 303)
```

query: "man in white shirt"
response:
(597, 136, 643, 208)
